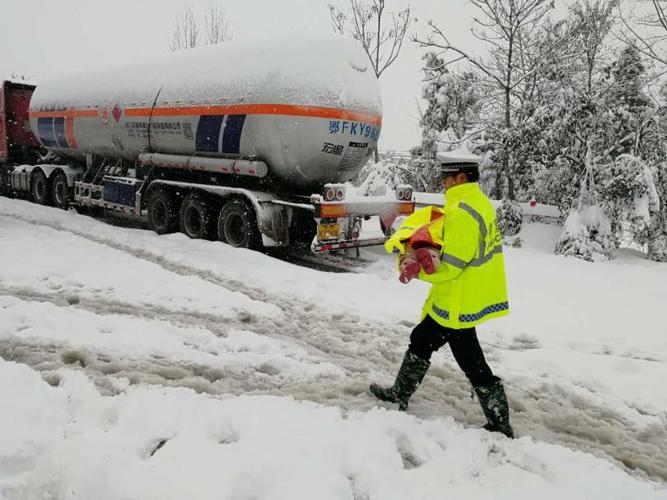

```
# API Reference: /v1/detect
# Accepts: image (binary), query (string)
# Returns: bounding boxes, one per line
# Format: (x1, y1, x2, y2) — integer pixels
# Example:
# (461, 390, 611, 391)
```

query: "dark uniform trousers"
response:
(408, 314, 498, 387)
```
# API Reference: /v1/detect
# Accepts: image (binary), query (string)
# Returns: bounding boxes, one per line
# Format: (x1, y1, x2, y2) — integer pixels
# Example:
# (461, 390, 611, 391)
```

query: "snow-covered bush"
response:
(555, 210, 594, 261)
(555, 205, 616, 261)
(507, 236, 523, 248)
(531, 157, 579, 212)
(357, 157, 405, 196)
(402, 156, 440, 192)
(496, 198, 523, 237)
(647, 228, 667, 262)
(598, 156, 648, 223)
(593, 155, 667, 260)
(646, 167, 667, 262)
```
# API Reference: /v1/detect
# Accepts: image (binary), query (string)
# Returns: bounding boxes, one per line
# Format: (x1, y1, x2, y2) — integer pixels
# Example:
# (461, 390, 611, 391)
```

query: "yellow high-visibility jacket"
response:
(407, 183, 510, 329)
(384, 205, 444, 255)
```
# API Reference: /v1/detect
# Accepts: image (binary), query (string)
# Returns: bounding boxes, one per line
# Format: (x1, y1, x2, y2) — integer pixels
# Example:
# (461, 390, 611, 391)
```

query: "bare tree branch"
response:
(204, 0, 232, 45)
(169, 4, 200, 52)
(169, 1, 232, 52)
(617, 1, 667, 67)
(327, 0, 414, 78)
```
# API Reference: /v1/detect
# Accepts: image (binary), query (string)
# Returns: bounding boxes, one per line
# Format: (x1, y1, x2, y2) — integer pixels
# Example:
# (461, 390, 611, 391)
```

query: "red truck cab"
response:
(0, 80, 41, 164)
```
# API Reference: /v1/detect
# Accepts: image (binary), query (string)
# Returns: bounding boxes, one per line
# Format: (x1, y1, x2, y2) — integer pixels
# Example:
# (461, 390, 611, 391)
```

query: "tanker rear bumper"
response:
(311, 236, 388, 253)
(310, 185, 415, 254)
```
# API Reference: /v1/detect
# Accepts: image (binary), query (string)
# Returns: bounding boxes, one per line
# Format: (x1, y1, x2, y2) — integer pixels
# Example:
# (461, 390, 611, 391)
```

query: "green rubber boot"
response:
(370, 350, 430, 411)
(474, 379, 514, 438)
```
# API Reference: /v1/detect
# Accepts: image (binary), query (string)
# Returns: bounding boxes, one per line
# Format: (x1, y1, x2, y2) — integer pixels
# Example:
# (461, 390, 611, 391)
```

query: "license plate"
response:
(317, 222, 340, 241)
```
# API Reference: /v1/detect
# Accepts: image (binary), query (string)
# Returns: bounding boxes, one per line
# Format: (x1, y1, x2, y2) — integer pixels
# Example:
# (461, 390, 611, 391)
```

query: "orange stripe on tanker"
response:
(124, 103, 382, 126)
(65, 116, 78, 149)
(30, 104, 381, 126)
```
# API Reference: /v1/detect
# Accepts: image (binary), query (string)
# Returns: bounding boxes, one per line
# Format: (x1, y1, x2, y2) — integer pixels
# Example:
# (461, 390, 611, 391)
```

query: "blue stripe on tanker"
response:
(222, 114, 245, 155)
(53, 117, 68, 149)
(196, 115, 224, 152)
(37, 118, 58, 148)
(195, 114, 246, 154)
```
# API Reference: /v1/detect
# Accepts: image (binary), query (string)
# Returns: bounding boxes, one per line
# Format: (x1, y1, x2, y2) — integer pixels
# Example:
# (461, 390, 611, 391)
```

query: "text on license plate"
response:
(317, 223, 340, 241)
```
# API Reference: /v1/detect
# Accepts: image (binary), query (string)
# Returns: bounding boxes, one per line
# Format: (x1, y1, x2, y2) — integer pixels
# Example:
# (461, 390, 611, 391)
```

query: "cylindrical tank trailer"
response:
(28, 36, 383, 191)
(8, 36, 414, 252)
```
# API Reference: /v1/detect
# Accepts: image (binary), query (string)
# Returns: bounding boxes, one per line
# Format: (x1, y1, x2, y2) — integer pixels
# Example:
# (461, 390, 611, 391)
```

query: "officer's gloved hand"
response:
(414, 247, 441, 274)
(398, 254, 421, 284)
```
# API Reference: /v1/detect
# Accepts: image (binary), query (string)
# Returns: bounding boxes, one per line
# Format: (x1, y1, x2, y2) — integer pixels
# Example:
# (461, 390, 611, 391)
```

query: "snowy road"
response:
(1, 198, 666, 499)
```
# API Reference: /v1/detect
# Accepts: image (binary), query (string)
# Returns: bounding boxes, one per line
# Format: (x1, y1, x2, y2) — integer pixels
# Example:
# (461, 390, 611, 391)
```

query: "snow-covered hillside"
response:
(0, 198, 665, 499)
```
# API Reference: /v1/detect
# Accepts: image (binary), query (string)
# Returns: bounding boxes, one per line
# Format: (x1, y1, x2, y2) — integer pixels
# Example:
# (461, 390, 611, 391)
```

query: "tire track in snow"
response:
(2, 210, 667, 484)
(0, 284, 239, 339)
(4, 290, 666, 487)
(0, 336, 291, 397)
(0, 212, 403, 374)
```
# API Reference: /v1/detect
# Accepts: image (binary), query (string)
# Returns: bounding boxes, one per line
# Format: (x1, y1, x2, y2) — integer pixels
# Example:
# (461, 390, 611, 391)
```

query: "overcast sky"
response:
(1, 1, 492, 150)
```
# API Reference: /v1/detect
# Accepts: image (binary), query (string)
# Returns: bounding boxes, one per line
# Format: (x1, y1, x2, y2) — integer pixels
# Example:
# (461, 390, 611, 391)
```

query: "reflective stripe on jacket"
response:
(418, 183, 510, 329)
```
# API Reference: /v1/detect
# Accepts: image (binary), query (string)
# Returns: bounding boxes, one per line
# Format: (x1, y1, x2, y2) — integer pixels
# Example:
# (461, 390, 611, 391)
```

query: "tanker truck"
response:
(0, 36, 414, 252)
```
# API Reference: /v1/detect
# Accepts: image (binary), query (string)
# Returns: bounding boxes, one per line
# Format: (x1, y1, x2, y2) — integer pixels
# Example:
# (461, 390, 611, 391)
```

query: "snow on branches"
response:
(496, 198, 524, 237)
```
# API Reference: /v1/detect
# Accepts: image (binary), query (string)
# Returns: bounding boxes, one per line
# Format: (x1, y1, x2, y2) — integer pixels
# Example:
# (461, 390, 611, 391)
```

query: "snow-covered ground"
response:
(0, 197, 665, 499)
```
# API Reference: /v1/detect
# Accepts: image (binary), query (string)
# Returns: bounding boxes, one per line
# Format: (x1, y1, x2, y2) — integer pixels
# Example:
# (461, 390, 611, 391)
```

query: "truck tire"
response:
(31, 169, 51, 205)
(50, 170, 71, 209)
(147, 188, 178, 234)
(217, 198, 262, 250)
(179, 192, 213, 239)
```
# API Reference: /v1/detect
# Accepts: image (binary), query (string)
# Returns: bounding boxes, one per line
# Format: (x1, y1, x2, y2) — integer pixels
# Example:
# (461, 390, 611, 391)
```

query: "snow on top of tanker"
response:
(31, 36, 382, 116)
(164, 35, 382, 113)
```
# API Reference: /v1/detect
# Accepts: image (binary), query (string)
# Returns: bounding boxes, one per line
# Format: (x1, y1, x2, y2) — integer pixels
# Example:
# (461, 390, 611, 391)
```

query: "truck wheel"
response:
(147, 188, 178, 234)
(217, 198, 262, 249)
(31, 170, 51, 205)
(51, 170, 71, 209)
(179, 192, 213, 239)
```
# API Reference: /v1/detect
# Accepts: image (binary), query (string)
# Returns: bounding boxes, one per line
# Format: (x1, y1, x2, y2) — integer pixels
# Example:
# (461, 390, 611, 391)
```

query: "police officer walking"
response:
(370, 152, 514, 438)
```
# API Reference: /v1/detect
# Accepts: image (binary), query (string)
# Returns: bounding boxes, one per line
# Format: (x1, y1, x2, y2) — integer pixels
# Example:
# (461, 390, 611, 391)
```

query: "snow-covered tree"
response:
(585, 45, 654, 249)
(555, 162, 618, 261)
(402, 0, 667, 263)
(527, 1, 619, 211)
(358, 156, 407, 196)
(485, 0, 621, 216)
(414, 0, 558, 200)
(626, 106, 667, 261)
(602, 44, 651, 156)
(554, 206, 616, 261)
(496, 198, 523, 237)
(646, 119, 667, 262)
(524, 1, 660, 252)
(410, 52, 482, 192)
(419, 55, 481, 147)
(554, 210, 596, 261)
(597, 154, 650, 241)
